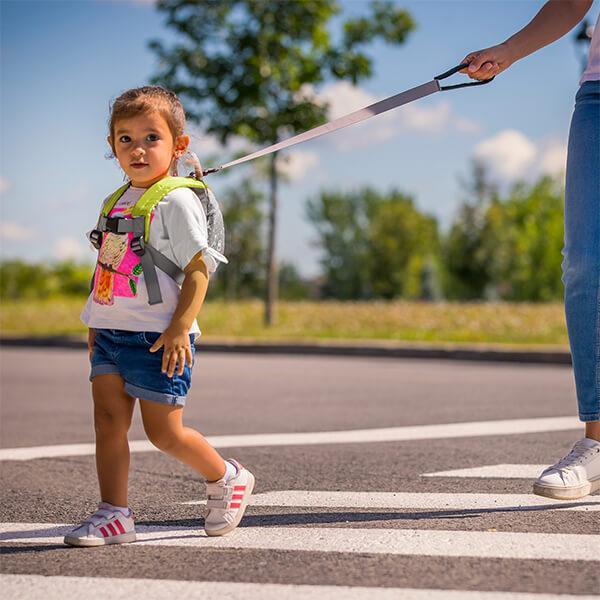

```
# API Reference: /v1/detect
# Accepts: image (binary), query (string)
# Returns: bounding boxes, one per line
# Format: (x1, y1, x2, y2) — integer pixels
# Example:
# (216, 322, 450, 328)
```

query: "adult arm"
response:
(461, 0, 594, 80)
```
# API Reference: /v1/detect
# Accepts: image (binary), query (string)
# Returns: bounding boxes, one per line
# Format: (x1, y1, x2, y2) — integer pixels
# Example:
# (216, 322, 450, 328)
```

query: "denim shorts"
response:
(89, 328, 197, 407)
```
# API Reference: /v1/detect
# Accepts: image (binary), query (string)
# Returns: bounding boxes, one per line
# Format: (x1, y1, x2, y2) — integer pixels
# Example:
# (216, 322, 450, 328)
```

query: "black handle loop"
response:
(435, 62, 495, 91)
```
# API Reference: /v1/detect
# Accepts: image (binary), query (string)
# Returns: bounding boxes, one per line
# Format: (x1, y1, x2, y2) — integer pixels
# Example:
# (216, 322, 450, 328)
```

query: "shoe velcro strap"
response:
(206, 499, 228, 509)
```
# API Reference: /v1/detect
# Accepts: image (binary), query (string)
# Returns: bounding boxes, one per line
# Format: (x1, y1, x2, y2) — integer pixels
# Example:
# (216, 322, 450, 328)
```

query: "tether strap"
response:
(203, 63, 493, 176)
(203, 80, 440, 175)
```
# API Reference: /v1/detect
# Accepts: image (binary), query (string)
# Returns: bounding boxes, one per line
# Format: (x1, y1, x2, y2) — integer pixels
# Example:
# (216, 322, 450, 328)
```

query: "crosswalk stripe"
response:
(181, 490, 600, 511)
(1, 574, 597, 600)
(422, 465, 550, 479)
(0, 416, 581, 461)
(1, 524, 598, 561)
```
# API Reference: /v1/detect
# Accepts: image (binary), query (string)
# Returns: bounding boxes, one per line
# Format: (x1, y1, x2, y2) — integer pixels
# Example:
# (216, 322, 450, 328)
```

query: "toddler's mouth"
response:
(131, 163, 148, 169)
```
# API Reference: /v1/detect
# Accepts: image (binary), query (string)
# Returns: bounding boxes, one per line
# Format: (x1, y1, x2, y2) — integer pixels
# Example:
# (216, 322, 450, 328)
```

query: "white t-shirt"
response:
(80, 184, 222, 335)
(581, 15, 600, 83)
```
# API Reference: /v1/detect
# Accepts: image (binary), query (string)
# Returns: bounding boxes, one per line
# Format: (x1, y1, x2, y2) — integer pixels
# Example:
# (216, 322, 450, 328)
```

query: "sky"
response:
(1, 0, 598, 277)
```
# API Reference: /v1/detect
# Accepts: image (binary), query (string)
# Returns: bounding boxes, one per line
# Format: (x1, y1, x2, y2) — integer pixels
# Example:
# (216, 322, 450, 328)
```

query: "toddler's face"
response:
(108, 111, 189, 188)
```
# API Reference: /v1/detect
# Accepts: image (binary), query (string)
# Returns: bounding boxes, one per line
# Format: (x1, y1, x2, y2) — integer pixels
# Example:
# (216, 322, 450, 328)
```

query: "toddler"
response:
(64, 86, 255, 546)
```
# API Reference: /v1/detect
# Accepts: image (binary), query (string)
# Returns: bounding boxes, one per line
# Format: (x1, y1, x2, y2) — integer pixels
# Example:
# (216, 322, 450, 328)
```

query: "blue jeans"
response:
(563, 80, 600, 422)
(90, 328, 196, 407)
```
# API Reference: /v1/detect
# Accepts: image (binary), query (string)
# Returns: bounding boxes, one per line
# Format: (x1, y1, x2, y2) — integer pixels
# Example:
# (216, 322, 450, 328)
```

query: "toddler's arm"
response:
(169, 251, 210, 335)
(148, 250, 210, 378)
(460, 0, 593, 80)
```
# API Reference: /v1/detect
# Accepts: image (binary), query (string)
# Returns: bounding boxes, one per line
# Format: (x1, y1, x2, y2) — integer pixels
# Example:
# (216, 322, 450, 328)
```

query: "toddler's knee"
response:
(144, 426, 180, 453)
(94, 406, 131, 438)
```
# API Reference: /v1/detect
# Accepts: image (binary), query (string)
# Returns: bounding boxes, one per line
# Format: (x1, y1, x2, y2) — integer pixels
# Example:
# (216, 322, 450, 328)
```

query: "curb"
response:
(0, 336, 572, 365)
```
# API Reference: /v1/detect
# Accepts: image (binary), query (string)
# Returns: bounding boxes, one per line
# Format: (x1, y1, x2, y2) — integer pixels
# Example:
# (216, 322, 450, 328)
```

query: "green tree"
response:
(483, 176, 564, 301)
(278, 262, 310, 300)
(306, 188, 372, 299)
(0, 259, 93, 299)
(442, 160, 498, 300)
(369, 192, 440, 299)
(307, 187, 439, 300)
(210, 179, 265, 299)
(149, 0, 415, 324)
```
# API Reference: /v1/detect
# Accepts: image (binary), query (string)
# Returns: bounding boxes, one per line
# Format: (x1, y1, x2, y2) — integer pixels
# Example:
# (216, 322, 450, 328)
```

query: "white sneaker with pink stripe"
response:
(204, 459, 255, 536)
(63, 501, 136, 547)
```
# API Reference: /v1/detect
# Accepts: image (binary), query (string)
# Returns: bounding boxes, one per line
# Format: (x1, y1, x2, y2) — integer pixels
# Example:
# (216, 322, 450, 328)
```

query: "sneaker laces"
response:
(552, 440, 600, 470)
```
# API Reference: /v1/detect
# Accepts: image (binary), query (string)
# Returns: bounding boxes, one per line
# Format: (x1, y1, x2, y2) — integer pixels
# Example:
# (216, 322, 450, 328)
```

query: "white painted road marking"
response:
(423, 465, 548, 479)
(181, 490, 600, 511)
(1, 575, 598, 600)
(0, 416, 581, 461)
(1, 524, 598, 561)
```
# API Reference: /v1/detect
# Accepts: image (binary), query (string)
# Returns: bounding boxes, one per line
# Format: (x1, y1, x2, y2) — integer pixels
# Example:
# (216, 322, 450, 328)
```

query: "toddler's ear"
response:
(176, 134, 190, 154)
(107, 135, 114, 149)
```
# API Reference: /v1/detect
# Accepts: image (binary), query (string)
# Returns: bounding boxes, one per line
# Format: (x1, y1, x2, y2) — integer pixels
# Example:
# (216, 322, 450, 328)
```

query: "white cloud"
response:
(475, 130, 537, 179)
(0, 177, 10, 194)
(0, 222, 36, 241)
(53, 238, 89, 261)
(474, 129, 567, 182)
(279, 150, 319, 181)
(539, 140, 567, 177)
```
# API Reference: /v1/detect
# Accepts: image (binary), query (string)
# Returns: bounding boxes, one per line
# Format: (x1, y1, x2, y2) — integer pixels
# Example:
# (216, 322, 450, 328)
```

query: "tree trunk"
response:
(265, 152, 279, 326)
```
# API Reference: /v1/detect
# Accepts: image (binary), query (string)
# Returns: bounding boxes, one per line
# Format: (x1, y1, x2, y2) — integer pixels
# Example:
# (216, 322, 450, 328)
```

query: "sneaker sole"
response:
(63, 531, 136, 547)
(205, 471, 255, 537)
(532, 477, 600, 500)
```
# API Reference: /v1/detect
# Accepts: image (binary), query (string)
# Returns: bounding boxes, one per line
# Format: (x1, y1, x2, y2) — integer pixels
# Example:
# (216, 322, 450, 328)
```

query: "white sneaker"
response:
(204, 459, 255, 536)
(64, 501, 136, 547)
(533, 437, 600, 500)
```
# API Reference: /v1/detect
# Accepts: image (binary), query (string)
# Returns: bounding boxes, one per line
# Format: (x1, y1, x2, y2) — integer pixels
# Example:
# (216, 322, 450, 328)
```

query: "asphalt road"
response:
(0, 347, 598, 599)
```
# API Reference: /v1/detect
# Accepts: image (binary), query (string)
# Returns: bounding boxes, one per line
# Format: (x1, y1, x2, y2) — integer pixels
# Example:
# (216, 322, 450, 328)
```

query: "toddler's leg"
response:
(93, 374, 136, 507)
(139, 399, 226, 481)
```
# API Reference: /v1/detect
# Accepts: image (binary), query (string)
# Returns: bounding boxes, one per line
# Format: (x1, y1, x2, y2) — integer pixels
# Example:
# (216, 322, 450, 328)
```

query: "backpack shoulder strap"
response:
(101, 182, 132, 216)
(130, 176, 208, 242)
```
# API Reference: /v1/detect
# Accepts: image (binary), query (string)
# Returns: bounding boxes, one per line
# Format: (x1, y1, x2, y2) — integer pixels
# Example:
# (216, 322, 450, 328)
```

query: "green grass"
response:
(0, 296, 568, 347)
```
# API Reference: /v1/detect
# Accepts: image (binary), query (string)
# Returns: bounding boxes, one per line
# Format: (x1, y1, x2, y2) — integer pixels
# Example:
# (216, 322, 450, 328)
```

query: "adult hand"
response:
(87, 328, 97, 361)
(149, 326, 193, 378)
(460, 43, 516, 81)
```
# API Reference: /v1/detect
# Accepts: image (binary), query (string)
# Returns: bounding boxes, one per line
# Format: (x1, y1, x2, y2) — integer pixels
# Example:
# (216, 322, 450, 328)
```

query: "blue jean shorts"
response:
(89, 328, 197, 407)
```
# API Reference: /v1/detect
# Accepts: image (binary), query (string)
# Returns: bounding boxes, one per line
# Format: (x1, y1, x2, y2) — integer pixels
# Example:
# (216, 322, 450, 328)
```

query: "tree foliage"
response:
(210, 179, 265, 299)
(149, 0, 415, 323)
(149, 0, 415, 146)
(307, 187, 440, 300)
(444, 171, 565, 301)
(0, 259, 92, 300)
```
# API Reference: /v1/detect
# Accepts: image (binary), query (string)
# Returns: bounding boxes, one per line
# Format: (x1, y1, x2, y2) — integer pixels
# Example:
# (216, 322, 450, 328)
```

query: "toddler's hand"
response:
(149, 327, 193, 378)
(460, 43, 515, 81)
(87, 328, 96, 361)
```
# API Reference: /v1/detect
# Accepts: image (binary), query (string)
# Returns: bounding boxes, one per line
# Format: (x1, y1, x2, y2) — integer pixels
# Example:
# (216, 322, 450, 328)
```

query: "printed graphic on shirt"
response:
(92, 199, 152, 306)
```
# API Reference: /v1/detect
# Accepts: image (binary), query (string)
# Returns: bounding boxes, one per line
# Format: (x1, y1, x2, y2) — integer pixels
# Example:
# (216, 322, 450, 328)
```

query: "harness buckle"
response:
(104, 217, 122, 234)
(89, 229, 103, 249)
(131, 235, 145, 256)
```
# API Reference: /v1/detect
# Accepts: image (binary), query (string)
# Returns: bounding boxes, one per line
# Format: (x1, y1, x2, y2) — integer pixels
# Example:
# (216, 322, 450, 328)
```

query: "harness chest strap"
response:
(90, 177, 211, 306)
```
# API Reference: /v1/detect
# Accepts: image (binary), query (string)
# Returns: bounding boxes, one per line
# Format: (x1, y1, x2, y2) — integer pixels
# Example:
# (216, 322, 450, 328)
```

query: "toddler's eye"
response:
(119, 135, 131, 143)
(147, 134, 159, 141)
